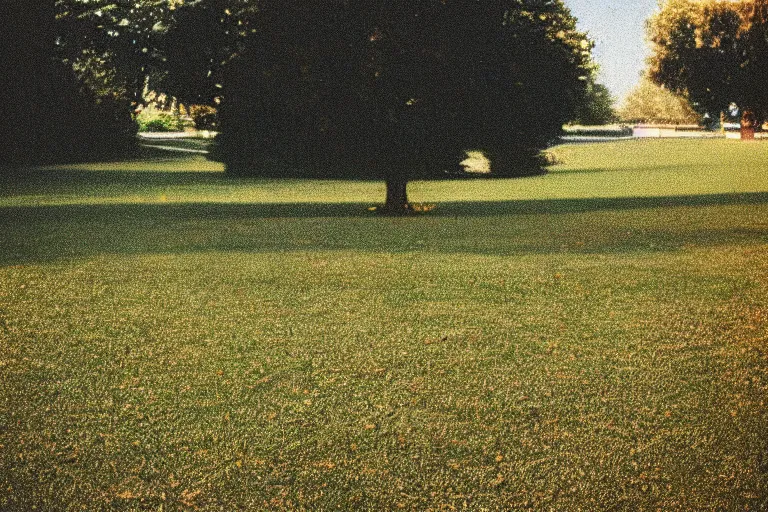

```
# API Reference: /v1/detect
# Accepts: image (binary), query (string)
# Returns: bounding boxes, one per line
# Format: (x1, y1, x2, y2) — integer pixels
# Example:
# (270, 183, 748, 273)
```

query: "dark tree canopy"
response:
(571, 82, 617, 125)
(53, 0, 256, 106)
(158, 0, 258, 105)
(215, 0, 594, 211)
(2, 1, 136, 166)
(648, 0, 768, 124)
(4, 0, 594, 189)
(4, 0, 241, 165)
(55, 0, 180, 102)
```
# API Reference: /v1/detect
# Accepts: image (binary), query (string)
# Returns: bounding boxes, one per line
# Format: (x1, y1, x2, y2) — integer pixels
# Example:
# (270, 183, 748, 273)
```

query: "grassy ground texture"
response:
(1, 139, 767, 510)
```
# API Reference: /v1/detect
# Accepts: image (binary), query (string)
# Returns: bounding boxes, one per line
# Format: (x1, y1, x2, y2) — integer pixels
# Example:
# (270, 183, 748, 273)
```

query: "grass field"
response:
(1, 139, 767, 510)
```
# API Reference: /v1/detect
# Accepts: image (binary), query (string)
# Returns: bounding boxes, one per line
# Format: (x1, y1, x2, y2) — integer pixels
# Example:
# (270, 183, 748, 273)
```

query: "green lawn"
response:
(1, 139, 767, 510)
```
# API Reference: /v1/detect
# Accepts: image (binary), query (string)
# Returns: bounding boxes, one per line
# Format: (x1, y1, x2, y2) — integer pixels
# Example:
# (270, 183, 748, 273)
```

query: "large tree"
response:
(648, 0, 768, 125)
(215, 0, 595, 212)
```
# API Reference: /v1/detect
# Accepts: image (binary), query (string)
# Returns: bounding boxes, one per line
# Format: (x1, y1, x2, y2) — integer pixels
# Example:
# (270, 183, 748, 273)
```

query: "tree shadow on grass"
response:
(1, 161, 683, 188)
(435, 192, 768, 216)
(2, 192, 768, 266)
(0, 169, 228, 191)
(0, 168, 405, 198)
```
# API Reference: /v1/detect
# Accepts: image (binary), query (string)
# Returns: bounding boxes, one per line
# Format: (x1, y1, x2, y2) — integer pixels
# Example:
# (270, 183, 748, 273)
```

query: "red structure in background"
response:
(740, 110, 757, 140)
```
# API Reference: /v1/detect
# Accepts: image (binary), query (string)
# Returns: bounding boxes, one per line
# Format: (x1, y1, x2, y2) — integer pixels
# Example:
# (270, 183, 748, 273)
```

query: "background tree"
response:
(215, 0, 594, 212)
(157, 0, 258, 105)
(648, 0, 768, 125)
(53, 1, 256, 120)
(571, 81, 617, 125)
(619, 77, 701, 124)
(54, 0, 183, 104)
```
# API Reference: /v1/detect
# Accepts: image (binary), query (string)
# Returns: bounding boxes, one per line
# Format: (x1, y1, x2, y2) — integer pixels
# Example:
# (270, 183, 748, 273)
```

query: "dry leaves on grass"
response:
(179, 488, 202, 508)
(115, 490, 140, 500)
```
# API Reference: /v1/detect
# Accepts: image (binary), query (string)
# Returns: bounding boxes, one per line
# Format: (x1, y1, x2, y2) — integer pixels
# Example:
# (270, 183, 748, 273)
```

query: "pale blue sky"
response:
(565, 0, 660, 103)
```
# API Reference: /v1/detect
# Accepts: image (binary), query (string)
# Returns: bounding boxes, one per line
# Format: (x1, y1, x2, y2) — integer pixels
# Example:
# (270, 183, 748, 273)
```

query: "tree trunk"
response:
(383, 178, 410, 214)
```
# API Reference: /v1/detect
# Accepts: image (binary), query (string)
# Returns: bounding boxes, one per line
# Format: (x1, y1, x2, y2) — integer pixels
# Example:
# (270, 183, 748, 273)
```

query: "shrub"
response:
(562, 125, 633, 137)
(188, 105, 218, 131)
(136, 109, 186, 132)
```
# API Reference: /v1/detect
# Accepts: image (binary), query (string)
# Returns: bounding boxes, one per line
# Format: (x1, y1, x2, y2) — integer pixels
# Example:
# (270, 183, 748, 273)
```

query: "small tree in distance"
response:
(215, 0, 594, 213)
(571, 82, 617, 126)
(619, 78, 701, 125)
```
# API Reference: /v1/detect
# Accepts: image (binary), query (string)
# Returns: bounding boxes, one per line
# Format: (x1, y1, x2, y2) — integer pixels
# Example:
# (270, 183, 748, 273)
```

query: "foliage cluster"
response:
(188, 104, 219, 131)
(2, 2, 137, 165)
(216, 0, 594, 192)
(136, 107, 187, 132)
(157, 0, 259, 105)
(648, 0, 768, 124)
(53, 0, 258, 106)
(619, 78, 701, 125)
(571, 82, 617, 125)
(54, 0, 180, 103)
(135, 104, 218, 133)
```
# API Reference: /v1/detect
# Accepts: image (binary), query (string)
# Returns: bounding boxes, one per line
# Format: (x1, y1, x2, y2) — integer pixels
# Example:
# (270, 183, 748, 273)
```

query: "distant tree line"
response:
(571, 82, 617, 126)
(619, 78, 701, 125)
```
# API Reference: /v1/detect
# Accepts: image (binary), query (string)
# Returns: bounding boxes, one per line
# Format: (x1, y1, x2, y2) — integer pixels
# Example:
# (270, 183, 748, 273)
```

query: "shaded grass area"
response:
(1, 139, 768, 510)
(1, 195, 768, 266)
